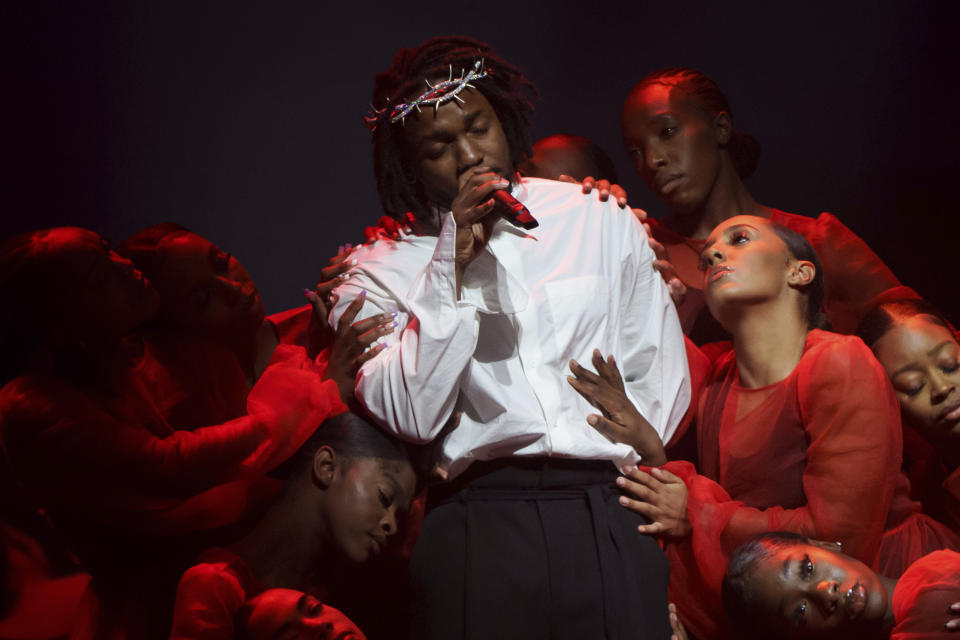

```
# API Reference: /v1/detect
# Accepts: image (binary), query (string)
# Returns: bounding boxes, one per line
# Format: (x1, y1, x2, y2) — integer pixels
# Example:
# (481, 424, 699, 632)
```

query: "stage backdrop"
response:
(4, 1, 958, 321)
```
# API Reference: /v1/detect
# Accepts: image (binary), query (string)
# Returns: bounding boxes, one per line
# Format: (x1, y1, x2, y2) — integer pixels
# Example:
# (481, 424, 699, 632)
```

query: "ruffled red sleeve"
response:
(168, 550, 257, 640)
(267, 304, 312, 348)
(891, 550, 960, 639)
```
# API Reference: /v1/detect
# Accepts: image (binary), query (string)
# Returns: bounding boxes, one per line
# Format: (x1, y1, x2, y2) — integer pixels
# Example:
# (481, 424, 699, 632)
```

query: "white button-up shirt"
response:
(330, 178, 690, 479)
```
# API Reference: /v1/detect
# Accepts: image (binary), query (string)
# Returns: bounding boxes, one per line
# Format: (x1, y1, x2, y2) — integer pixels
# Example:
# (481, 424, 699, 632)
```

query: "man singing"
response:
(330, 36, 690, 639)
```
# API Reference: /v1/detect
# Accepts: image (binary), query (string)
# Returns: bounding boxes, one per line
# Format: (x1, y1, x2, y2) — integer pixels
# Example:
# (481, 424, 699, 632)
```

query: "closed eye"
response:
(905, 380, 926, 397)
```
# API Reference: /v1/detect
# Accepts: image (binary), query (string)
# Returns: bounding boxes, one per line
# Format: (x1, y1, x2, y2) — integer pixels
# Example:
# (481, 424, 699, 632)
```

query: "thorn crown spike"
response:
(362, 58, 490, 131)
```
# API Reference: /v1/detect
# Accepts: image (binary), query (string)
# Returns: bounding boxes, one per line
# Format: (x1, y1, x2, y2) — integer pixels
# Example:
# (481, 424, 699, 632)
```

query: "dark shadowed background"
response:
(4, 2, 958, 320)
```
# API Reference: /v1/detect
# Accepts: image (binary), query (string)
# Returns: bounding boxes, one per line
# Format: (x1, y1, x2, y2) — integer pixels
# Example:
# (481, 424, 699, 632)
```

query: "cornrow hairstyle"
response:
(368, 35, 538, 222)
(856, 298, 953, 349)
(722, 531, 812, 639)
(634, 68, 761, 179)
(768, 222, 828, 329)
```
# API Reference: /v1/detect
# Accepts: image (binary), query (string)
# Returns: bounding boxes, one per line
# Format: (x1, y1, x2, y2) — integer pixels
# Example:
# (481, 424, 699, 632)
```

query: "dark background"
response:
(4, 2, 958, 320)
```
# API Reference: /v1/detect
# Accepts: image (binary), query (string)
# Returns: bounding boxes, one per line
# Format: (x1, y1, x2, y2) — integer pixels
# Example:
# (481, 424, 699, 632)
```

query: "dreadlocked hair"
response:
(368, 35, 538, 222)
(634, 68, 761, 179)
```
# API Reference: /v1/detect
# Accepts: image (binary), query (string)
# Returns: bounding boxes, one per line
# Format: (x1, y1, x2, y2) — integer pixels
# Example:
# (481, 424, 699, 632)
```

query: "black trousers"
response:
(410, 458, 671, 640)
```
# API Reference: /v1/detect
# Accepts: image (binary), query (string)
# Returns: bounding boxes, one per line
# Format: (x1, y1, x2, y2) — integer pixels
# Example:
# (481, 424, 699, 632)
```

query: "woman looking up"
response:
(568, 216, 959, 639)
(621, 68, 913, 343)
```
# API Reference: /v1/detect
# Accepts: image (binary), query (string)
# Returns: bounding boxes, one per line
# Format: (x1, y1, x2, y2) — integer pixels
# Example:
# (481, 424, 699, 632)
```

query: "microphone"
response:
(491, 190, 538, 229)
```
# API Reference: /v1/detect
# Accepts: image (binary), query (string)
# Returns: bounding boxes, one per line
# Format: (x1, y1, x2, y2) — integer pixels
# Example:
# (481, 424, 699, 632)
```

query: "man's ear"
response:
(313, 446, 337, 489)
(713, 111, 733, 146)
(788, 260, 816, 288)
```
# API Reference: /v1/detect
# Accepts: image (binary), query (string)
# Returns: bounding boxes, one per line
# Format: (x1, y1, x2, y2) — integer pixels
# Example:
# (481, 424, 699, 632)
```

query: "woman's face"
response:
(321, 455, 417, 564)
(49, 228, 158, 338)
(745, 542, 889, 639)
(699, 216, 795, 321)
(621, 82, 725, 214)
(871, 314, 960, 440)
(244, 589, 366, 640)
(151, 232, 264, 340)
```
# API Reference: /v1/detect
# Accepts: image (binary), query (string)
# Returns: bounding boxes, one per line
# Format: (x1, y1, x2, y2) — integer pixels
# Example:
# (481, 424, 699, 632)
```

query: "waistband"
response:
(429, 457, 619, 507)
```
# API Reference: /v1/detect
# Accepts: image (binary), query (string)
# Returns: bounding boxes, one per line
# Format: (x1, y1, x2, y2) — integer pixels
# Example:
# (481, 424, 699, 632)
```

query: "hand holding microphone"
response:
(451, 169, 538, 281)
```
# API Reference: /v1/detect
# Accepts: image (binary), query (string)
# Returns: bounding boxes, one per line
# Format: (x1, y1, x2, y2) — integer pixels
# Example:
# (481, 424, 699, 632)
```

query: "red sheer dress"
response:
(168, 548, 261, 640)
(648, 210, 917, 344)
(891, 549, 960, 639)
(664, 330, 959, 639)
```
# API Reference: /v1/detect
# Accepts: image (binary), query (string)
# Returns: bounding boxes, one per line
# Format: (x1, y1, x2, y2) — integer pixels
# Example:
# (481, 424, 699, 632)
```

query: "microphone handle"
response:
(491, 190, 538, 230)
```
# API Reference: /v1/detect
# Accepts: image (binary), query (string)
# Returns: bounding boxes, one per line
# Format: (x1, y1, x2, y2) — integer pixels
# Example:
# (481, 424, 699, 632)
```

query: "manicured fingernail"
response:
(391, 310, 398, 318)
(303, 288, 313, 295)
(619, 496, 629, 505)
(620, 465, 633, 475)
(349, 259, 358, 266)
(951, 603, 960, 612)
(616, 476, 626, 486)
(587, 415, 598, 426)
(390, 321, 398, 329)
(360, 289, 367, 298)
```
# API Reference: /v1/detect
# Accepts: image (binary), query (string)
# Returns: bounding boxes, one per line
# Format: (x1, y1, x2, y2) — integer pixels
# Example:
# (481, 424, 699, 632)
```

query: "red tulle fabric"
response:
(0, 525, 90, 640)
(139, 334, 249, 431)
(879, 473, 960, 578)
(267, 304, 312, 349)
(648, 210, 917, 336)
(168, 549, 260, 640)
(891, 550, 960, 639)
(667, 330, 904, 639)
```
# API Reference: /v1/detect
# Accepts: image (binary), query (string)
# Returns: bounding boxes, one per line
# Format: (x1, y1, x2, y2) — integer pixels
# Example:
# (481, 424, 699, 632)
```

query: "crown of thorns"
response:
(364, 58, 490, 130)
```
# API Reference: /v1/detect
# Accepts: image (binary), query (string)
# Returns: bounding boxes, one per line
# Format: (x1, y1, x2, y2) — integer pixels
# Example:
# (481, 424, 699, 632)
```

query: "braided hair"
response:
(368, 36, 538, 222)
(633, 68, 761, 179)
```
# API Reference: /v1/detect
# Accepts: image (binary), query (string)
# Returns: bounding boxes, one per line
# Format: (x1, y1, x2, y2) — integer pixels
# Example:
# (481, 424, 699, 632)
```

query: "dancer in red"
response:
(859, 300, 960, 532)
(721, 532, 960, 639)
(168, 412, 416, 640)
(621, 68, 914, 344)
(118, 224, 391, 402)
(568, 215, 958, 638)
(0, 228, 349, 638)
